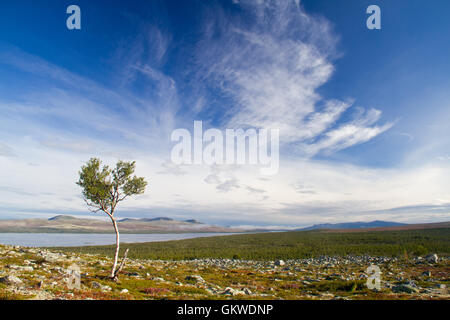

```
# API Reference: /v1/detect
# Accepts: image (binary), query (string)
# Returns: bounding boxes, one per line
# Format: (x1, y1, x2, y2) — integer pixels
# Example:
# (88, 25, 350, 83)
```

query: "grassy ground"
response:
(55, 228, 450, 260)
(1, 228, 449, 300)
(1, 244, 449, 300)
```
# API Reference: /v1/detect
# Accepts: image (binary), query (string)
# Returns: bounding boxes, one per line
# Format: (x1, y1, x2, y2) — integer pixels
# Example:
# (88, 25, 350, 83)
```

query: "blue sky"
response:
(0, 0, 449, 227)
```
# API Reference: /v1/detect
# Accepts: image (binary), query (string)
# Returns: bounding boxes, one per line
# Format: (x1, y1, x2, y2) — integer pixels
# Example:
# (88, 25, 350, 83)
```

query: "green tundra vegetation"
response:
(57, 228, 450, 260)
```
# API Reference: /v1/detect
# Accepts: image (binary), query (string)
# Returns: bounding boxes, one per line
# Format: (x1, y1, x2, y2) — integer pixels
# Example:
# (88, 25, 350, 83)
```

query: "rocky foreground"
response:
(0, 244, 448, 300)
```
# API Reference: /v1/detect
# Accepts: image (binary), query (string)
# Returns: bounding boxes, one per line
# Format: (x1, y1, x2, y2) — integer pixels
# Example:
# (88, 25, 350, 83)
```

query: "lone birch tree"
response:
(76, 158, 147, 281)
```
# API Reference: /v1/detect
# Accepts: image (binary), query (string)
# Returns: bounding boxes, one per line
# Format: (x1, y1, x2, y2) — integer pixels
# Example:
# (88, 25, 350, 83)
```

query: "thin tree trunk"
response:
(110, 217, 120, 279)
(115, 248, 129, 276)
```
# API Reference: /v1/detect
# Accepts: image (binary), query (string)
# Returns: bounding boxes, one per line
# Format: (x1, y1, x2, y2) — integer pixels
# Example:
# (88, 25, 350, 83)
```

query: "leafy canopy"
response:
(77, 158, 147, 216)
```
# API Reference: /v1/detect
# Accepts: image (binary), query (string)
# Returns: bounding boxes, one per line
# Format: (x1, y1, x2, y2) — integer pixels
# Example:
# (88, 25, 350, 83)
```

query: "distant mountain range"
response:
(0, 215, 447, 234)
(118, 217, 202, 224)
(0, 215, 239, 234)
(297, 220, 407, 231)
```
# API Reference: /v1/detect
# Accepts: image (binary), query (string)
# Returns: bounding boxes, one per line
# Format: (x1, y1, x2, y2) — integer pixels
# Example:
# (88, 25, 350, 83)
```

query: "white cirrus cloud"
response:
(194, 0, 392, 156)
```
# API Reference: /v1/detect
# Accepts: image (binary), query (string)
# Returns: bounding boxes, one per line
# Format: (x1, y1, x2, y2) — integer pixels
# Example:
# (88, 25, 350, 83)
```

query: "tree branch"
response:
(83, 198, 103, 213)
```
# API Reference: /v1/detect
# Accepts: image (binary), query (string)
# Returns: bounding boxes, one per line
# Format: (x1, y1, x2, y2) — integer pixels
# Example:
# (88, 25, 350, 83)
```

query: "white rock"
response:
(185, 275, 205, 283)
(275, 260, 286, 266)
(221, 287, 245, 296)
(221, 287, 236, 295)
(9, 265, 34, 272)
(91, 281, 112, 292)
(151, 277, 165, 282)
(426, 254, 438, 263)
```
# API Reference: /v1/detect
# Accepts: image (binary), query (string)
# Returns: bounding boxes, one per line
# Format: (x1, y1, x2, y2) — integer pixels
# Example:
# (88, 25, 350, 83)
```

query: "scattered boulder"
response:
(185, 275, 205, 283)
(224, 287, 237, 295)
(150, 277, 165, 282)
(21, 266, 34, 272)
(127, 272, 140, 277)
(275, 260, 286, 266)
(393, 284, 420, 294)
(102, 285, 112, 292)
(320, 293, 335, 299)
(425, 254, 438, 263)
(0, 275, 23, 285)
(38, 251, 66, 263)
(220, 287, 245, 296)
(7, 251, 21, 257)
(91, 281, 112, 292)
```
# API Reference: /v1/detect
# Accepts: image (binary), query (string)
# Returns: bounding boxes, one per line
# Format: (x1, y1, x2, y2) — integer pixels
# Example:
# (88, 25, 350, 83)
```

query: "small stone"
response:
(102, 286, 112, 292)
(120, 289, 129, 294)
(223, 287, 235, 295)
(127, 272, 140, 277)
(422, 271, 432, 277)
(7, 265, 20, 270)
(221, 287, 244, 295)
(393, 284, 420, 294)
(91, 281, 112, 292)
(425, 254, 438, 263)
(21, 266, 34, 272)
(151, 277, 165, 282)
(7, 251, 21, 257)
(185, 275, 205, 283)
(275, 260, 286, 266)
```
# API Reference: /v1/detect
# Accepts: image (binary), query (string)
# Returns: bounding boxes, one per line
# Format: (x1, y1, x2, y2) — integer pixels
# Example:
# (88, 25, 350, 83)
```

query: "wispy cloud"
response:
(216, 178, 241, 193)
(157, 161, 187, 176)
(0, 143, 16, 158)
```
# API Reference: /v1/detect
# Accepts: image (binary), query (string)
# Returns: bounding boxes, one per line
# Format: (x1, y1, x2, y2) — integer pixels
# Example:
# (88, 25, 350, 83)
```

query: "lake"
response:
(0, 232, 237, 247)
